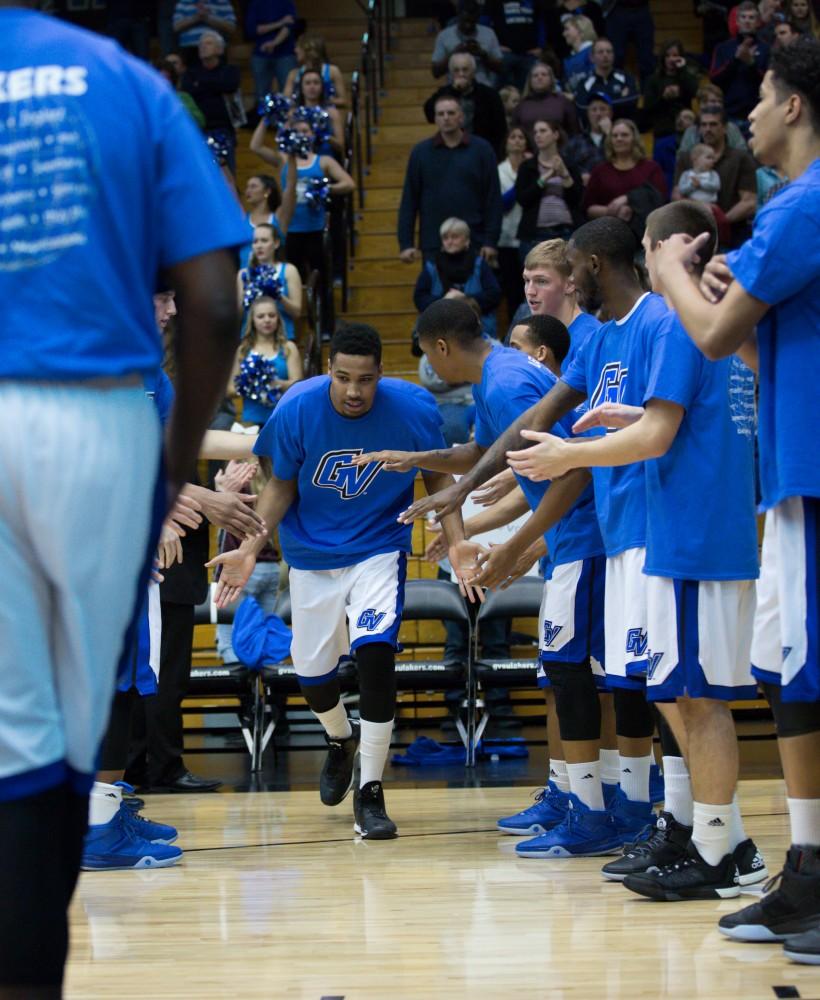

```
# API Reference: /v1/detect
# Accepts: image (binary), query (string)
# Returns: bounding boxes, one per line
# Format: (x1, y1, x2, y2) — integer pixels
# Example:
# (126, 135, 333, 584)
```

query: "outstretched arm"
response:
(399, 381, 585, 522)
(355, 441, 483, 475)
(421, 469, 485, 603)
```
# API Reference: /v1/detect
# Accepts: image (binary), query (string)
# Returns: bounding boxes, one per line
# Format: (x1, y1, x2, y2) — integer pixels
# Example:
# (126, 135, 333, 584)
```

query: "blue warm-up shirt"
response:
(0, 9, 247, 382)
(727, 160, 820, 510)
(562, 292, 670, 557)
(642, 314, 759, 581)
(256, 376, 447, 570)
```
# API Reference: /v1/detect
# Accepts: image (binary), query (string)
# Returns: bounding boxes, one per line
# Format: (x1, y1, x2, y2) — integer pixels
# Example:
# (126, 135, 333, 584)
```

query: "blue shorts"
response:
(751, 496, 820, 703)
(644, 576, 758, 703)
(536, 555, 608, 691)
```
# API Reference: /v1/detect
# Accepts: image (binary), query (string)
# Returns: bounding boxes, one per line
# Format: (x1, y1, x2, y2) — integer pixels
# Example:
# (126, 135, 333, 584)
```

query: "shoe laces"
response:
(761, 869, 784, 897)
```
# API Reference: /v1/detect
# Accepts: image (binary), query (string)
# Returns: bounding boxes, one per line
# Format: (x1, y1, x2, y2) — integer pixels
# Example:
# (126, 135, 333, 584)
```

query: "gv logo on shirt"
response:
(590, 362, 629, 411)
(625, 627, 649, 657)
(357, 608, 387, 631)
(313, 450, 384, 499)
(543, 620, 564, 647)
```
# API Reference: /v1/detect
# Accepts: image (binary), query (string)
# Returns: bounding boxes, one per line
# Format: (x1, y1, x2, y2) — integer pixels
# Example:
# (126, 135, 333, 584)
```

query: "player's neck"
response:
(601, 272, 644, 322)
(778, 131, 820, 184)
(558, 299, 582, 327)
(466, 339, 494, 384)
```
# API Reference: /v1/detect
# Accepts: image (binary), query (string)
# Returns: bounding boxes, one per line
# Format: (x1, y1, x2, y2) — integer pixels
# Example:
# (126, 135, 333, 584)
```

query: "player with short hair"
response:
(651, 36, 820, 960)
(509, 200, 768, 898)
(207, 324, 481, 840)
(509, 314, 571, 373)
(0, 5, 247, 992)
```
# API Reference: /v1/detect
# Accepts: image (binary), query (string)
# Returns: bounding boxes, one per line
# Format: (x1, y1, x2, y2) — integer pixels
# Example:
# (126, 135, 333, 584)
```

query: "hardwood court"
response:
(65, 781, 819, 1000)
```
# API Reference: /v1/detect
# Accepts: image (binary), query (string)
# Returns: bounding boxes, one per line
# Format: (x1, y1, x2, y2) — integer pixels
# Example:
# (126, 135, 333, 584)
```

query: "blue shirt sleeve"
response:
(727, 192, 820, 307)
(562, 339, 588, 395)
(643, 317, 703, 410)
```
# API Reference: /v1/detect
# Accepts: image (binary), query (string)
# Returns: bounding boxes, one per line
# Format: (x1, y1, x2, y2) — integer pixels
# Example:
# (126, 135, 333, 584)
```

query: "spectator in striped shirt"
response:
(173, 0, 237, 64)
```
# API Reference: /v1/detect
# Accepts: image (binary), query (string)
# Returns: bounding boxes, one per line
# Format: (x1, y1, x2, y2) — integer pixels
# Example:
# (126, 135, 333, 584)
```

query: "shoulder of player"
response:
(377, 376, 437, 409)
(487, 345, 555, 389)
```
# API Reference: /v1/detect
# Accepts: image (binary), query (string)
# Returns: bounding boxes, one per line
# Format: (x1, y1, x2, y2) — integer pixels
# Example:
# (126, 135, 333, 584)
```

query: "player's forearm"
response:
(413, 442, 483, 474)
(241, 475, 296, 556)
(560, 422, 668, 468)
(165, 251, 239, 495)
(422, 471, 465, 544)
(507, 469, 590, 552)
(464, 486, 530, 537)
(200, 429, 257, 461)
(455, 384, 585, 498)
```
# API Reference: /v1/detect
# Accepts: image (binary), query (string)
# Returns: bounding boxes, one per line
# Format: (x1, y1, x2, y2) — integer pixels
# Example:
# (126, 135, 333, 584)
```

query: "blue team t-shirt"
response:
(727, 159, 820, 510)
(472, 345, 603, 567)
(565, 311, 602, 372)
(255, 376, 447, 570)
(0, 10, 248, 382)
(642, 314, 759, 580)
(563, 292, 670, 557)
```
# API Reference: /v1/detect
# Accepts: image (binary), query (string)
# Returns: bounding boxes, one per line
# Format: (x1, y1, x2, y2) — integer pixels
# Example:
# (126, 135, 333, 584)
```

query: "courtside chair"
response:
(473, 577, 544, 749)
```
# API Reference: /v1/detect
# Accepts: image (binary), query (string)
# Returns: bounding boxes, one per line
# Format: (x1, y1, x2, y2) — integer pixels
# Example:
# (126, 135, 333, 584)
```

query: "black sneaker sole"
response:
(354, 821, 398, 840)
(719, 914, 820, 943)
(623, 877, 740, 901)
(783, 946, 820, 964)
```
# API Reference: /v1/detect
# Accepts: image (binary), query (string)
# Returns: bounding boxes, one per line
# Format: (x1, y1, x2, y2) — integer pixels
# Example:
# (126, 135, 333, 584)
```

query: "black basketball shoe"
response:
(718, 846, 820, 942)
(623, 842, 740, 900)
(354, 780, 398, 840)
(319, 720, 360, 806)
(601, 811, 692, 882)
(783, 922, 820, 965)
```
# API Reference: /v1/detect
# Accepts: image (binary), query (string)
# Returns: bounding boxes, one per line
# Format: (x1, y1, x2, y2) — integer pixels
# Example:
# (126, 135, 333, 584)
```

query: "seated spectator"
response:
(413, 218, 502, 336)
(245, 0, 297, 104)
(710, 1, 770, 122)
(486, 0, 541, 90)
(574, 37, 639, 120)
(786, 0, 820, 36)
(515, 120, 583, 257)
(284, 34, 347, 108)
(562, 92, 611, 183)
(294, 69, 345, 157)
(679, 84, 748, 151)
(228, 296, 303, 427)
(678, 142, 722, 202)
(604, 0, 655, 82)
(417, 352, 475, 446)
(173, 0, 236, 64)
(237, 223, 302, 339)
(562, 15, 598, 92)
(772, 17, 802, 45)
(672, 104, 757, 246)
(499, 84, 522, 128)
(497, 126, 532, 313)
(431, 1, 503, 86)
(558, 0, 606, 39)
(158, 56, 205, 127)
(642, 39, 700, 138)
(182, 31, 241, 171)
(424, 52, 508, 157)
(512, 61, 579, 139)
(653, 107, 696, 192)
(583, 118, 667, 228)
(398, 93, 502, 264)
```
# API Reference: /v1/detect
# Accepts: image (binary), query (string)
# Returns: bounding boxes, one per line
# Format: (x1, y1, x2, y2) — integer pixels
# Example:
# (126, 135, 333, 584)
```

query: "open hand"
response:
(166, 493, 203, 536)
(448, 539, 487, 604)
(467, 541, 523, 590)
(507, 429, 571, 482)
(197, 489, 267, 539)
(353, 450, 413, 472)
(699, 253, 734, 304)
(398, 480, 466, 524)
(471, 468, 517, 507)
(157, 522, 184, 570)
(204, 549, 257, 607)
(215, 460, 258, 494)
(572, 402, 644, 433)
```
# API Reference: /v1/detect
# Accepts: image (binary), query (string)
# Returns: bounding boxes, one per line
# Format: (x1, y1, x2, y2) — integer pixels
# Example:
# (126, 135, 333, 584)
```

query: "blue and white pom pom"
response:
(276, 127, 313, 157)
(243, 264, 283, 310)
(304, 176, 331, 211)
(206, 130, 231, 166)
(292, 105, 331, 147)
(259, 92, 292, 128)
(235, 358, 282, 408)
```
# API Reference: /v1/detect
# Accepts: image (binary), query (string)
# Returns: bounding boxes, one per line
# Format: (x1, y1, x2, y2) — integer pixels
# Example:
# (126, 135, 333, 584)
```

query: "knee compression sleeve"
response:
(356, 642, 397, 723)
(614, 687, 655, 739)
(548, 661, 602, 742)
(654, 706, 683, 757)
(299, 676, 343, 715)
(764, 682, 820, 738)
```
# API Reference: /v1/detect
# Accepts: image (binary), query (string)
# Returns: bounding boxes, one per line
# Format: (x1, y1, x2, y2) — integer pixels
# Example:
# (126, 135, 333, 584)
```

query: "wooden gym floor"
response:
(65, 776, 820, 1000)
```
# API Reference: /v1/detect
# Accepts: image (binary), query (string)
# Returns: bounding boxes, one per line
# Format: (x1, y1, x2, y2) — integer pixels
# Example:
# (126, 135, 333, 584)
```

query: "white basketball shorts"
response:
(604, 546, 650, 690)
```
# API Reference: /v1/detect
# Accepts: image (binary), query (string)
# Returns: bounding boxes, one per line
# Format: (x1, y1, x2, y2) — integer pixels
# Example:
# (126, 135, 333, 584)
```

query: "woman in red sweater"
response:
(582, 118, 667, 222)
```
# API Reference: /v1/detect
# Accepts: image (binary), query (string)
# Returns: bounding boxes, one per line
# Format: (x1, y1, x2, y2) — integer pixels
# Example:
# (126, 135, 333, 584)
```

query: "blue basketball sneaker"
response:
(497, 782, 570, 835)
(610, 787, 656, 845)
(515, 794, 623, 858)
(121, 804, 178, 845)
(81, 808, 183, 871)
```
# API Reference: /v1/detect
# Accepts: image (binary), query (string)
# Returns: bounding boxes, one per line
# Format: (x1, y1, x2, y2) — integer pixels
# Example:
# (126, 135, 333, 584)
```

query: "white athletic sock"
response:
(729, 793, 747, 851)
(88, 781, 122, 827)
(359, 718, 394, 787)
(619, 753, 652, 803)
(662, 756, 693, 827)
(692, 801, 732, 866)
(567, 760, 605, 811)
(787, 797, 820, 848)
(314, 701, 352, 740)
(599, 748, 620, 787)
(548, 758, 570, 793)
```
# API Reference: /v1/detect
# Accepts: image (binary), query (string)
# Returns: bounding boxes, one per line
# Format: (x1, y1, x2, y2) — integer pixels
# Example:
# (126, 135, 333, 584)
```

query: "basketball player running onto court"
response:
(652, 37, 820, 961)
(360, 299, 623, 857)
(509, 201, 767, 897)
(208, 324, 482, 839)
(0, 5, 247, 994)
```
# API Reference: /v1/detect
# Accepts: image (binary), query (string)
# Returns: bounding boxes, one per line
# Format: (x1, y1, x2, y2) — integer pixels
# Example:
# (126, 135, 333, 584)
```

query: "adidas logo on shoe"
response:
(750, 850, 765, 870)
(707, 817, 726, 827)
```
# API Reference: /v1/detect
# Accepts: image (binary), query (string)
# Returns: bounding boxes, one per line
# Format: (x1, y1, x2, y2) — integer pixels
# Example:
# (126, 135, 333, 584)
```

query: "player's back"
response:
(258, 376, 446, 570)
(0, 8, 243, 382)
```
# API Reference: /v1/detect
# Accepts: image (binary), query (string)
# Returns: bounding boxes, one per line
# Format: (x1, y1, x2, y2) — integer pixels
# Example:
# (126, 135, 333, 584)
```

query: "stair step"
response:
(356, 233, 403, 258)
(380, 104, 429, 126)
(363, 161, 414, 186)
(384, 67, 443, 87)
(357, 208, 399, 233)
(347, 259, 415, 284)
(369, 142, 419, 165)
(355, 187, 404, 209)
(345, 284, 416, 311)
(382, 85, 444, 104)
(342, 312, 417, 339)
